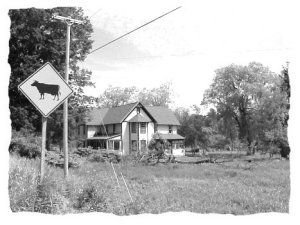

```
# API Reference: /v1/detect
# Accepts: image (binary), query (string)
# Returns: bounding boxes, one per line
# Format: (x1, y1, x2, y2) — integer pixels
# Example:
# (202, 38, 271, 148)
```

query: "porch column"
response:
(137, 122, 140, 153)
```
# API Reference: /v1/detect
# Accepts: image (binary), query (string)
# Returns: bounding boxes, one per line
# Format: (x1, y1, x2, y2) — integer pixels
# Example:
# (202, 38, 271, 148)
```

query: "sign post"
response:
(52, 14, 84, 179)
(40, 116, 47, 180)
(18, 62, 73, 181)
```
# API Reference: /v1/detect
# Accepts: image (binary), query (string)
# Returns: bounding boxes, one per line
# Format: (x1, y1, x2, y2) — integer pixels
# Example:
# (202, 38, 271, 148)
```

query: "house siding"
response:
(122, 122, 130, 155)
(123, 107, 153, 152)
(157, 125, 177, 134)
(148, 122, 155, 141)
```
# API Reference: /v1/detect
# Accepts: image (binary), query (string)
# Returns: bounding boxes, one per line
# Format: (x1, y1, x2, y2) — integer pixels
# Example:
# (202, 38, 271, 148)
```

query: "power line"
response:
(88, 6, 182, 55)
(83, 47, 292, 62)
(88, 8, 102, 20)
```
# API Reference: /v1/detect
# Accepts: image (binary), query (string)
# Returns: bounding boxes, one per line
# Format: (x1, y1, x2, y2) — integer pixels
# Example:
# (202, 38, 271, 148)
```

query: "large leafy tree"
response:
(9, 7, 94, 146)
(203, 62, 290, 155)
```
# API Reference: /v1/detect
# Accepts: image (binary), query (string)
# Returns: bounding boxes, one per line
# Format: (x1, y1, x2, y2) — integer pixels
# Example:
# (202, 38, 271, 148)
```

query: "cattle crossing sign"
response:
(18, 62, 73, 117)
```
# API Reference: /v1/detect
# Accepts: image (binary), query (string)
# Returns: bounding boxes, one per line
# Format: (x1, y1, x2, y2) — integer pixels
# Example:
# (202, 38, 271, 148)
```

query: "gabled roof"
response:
(128, 113, 152, 123)
(145, 106, 180, 125)
(102, 102, 138, 124)
(85, 102, 180, 126)
(86, 108, 109, 125)
(86, 102, 138, 125)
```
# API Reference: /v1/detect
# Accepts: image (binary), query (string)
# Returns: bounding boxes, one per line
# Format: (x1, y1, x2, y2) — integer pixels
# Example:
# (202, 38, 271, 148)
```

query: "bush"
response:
(208, 134, 229, 150)
(9, 131, 41, 158)
(74, 185, 107, 212)
(46, 151, 80, 168)
(88, 152, 105, 163)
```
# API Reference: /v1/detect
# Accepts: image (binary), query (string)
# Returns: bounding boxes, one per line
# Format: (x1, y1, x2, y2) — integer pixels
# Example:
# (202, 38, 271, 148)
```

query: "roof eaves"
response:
(120, 102, 140, 123)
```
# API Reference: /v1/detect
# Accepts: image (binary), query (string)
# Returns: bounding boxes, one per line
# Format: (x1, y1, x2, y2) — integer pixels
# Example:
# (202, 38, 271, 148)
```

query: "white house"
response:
(77, 102, 185, 156)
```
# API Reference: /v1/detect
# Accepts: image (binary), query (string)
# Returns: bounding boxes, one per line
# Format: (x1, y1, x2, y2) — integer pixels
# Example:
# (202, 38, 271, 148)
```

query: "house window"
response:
(154, 123, 158, 132)
(169, 125, 172, 134)
(140, 122, 146, 134)
(132, 122, 136, 133)
(108, 140, 113, 149)
(141, 140, 146, 151)
(114, 141, 120, 150)
(132, 140, 137, 151)
(82, 125, 86, 135)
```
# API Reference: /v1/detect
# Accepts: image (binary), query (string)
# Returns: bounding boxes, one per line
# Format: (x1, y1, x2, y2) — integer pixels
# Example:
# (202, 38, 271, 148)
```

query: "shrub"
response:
(9, 131, 41, 158)
(46, 151, 80, 168)
(88, 152, 105, 163)
(74, 185, 107, 212)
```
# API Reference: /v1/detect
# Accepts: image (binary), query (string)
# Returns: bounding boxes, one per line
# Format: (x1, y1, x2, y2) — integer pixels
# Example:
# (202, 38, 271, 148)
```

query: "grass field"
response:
(9, 154, 290, 215)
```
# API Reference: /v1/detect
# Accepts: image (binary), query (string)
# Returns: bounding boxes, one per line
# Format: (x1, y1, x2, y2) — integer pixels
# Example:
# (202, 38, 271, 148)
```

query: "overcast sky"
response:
(78, 0, 297, 109)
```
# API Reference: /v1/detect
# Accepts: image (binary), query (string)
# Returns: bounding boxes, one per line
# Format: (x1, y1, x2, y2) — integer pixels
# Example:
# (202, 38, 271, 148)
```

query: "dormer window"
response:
(137, 107, 140, 114)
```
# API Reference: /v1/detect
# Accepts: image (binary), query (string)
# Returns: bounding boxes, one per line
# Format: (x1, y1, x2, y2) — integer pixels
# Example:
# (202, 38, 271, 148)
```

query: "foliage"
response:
(137, 82, 174, 107)
(8, 7, 94, 146)
(97, 82, 174, 108)
(45, 150, 80, 168)
(9, 130, 41, 158)
(9, 154, 290, 214)
(97, 85, 137, 108)
(202, 62, 290, 156)
(174, 108, 229, 151)
(74, 185, 106, 212)
(148, 133, 171, 154)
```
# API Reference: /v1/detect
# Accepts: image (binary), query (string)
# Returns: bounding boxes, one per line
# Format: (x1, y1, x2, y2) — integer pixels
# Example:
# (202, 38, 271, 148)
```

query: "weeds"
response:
(8, 154, 290, 214)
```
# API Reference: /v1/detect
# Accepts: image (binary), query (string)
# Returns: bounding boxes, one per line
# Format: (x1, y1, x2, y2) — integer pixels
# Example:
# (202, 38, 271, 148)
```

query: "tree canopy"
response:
(201, 62, 290, 155)
(97, 82, 174, 108)
(9, 7, 95, 146)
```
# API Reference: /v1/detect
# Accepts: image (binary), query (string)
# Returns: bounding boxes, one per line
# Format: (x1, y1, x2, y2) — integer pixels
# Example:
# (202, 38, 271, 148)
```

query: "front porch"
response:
(85, 134, 122, 152)
(155, 133, 185, 156)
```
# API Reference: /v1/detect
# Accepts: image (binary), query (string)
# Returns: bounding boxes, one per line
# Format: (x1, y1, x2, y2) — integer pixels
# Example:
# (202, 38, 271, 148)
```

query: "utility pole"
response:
(52, 14, 84, 178)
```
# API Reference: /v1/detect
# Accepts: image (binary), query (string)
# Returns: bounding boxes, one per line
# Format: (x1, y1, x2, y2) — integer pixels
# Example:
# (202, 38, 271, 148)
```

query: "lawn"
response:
(8, 154, 290, 215)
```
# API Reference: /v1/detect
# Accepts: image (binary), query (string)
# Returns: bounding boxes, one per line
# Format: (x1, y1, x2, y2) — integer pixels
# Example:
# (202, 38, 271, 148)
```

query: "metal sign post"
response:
(18, 62, 73, 181)
(52, 14, 84, 179)
(40, 116, 47, 180)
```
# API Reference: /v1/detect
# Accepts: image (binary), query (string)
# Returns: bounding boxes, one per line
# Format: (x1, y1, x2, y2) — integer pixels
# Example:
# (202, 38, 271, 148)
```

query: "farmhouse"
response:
(77, 102, 185, 156)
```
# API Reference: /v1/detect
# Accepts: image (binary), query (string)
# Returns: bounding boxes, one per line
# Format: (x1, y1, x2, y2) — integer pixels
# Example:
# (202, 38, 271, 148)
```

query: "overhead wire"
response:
(88, 6, 182, 55)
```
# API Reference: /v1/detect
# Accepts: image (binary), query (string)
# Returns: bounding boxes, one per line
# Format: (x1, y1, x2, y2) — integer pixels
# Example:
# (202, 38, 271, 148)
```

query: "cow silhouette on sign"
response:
(31, 80, 61, 101)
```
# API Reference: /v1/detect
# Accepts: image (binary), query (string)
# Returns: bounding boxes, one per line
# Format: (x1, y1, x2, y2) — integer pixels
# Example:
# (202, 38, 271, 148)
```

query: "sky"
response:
(76, 0, 298, 110)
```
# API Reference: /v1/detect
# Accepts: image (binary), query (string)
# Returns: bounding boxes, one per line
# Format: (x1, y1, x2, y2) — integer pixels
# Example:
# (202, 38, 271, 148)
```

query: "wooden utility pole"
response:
(52, 14, 84, 178)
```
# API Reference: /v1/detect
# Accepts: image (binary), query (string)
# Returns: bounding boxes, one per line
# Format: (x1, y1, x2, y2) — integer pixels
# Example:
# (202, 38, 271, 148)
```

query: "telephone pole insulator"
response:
(52, 14, 85, 25)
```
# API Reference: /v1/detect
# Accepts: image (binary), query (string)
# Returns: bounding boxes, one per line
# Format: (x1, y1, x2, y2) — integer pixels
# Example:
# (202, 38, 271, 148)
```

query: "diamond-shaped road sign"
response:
(18, 62, 73, 117)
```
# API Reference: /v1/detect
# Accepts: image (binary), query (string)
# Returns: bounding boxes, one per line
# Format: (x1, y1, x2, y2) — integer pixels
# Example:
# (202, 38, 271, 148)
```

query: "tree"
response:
(8, 7, 94, 146)
(137, 82, 174, 107)
(97, 85, 137, 108)
(97, 82, 174, 108)
(203, 62, 289, 155)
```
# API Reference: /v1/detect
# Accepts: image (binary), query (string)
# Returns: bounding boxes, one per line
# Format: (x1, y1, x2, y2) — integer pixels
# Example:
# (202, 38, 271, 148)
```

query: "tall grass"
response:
(8, 154, 290, 214)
